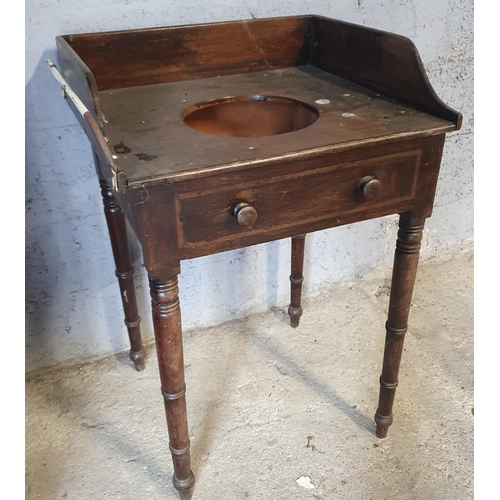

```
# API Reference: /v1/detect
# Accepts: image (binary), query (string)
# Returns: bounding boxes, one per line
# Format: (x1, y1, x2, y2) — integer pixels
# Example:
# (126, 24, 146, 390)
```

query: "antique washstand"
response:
(48, 15, 461, 499)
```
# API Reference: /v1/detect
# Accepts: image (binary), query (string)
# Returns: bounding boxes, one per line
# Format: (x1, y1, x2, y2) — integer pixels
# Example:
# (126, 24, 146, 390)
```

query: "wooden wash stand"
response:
(48, 15, 462, 499)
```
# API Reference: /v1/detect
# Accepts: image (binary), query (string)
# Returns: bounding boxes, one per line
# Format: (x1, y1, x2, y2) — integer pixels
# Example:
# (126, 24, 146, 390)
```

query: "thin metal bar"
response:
(46, 59, 123, 193)
(46, 59, 88, 117)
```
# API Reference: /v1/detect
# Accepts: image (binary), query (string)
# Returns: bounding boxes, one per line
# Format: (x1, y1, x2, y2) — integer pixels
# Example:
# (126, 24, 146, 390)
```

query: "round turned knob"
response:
(233, 202, 258, 227)
(357, 176, 382, 199)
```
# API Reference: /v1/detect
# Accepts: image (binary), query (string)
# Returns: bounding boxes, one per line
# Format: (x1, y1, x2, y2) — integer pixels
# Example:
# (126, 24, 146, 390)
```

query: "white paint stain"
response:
(296, 476, 315, 489)
(342, 112, 356, 117)
(315, 99, 330, 105)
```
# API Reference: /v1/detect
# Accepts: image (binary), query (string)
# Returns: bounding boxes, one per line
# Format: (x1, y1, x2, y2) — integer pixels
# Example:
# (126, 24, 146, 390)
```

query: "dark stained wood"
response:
(55, 36, 104, 126)
(175, 148, 420, 259)
(288, 235, 306, 328)
(50, 15, 463, 499)
(374, 213, 425, 438)
(60, 15, 461, 129)
(192, 202, 416, 262)
(61, 16, 311, 90)
(98, 172, 145, 371)
(310, 16, 462, 128)
(169, 136, 431, 193)
(154, 136, 442, 264)
(408, 134, 446, 219)
(139, 186, 181, 280)
(98, 65, 455, 187)
(54, 102, 125, 194)
(150, 277, 195, 500)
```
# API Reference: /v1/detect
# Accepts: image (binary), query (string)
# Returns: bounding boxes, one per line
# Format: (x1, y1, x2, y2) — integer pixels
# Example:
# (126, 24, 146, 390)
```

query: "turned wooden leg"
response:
(99, 178, 146, 371)
(150, 277, 195, 500)
(375, 214, 425, 438)
(288, 234, 306, 328)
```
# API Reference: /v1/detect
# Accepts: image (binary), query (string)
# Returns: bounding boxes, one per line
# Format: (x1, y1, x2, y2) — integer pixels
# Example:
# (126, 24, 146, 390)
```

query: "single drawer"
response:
(175, 150, 421, 252)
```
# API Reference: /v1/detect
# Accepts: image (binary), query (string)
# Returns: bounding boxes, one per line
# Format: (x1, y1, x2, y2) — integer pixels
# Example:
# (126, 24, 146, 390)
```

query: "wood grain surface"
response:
(98, 66, 454, 186)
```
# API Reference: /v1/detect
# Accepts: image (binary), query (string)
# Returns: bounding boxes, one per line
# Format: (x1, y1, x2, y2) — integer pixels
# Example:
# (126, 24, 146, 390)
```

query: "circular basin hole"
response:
(182, 95, 319, 137)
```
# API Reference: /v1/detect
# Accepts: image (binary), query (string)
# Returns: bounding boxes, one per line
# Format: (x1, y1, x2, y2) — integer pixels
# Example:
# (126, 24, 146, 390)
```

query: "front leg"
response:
(150, 277, 195, 500)
(375, 214, 425, 438)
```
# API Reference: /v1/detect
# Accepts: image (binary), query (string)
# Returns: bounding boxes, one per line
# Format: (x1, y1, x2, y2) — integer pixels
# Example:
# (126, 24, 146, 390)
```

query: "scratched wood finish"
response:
(56, 16, 461, 191)
(51, 15, 462, 500)
(310, 16, 461, 127)
(98, 65, 455, 186)
(55, 36, 103, 124)
(176, 150, 418, 244)
(129, 134, 445, 274)
(61, 16, 311, 90)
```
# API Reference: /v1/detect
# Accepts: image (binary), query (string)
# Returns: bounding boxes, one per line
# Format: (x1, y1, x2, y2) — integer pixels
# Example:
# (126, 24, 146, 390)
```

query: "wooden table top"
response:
(99, 65, 454, 187)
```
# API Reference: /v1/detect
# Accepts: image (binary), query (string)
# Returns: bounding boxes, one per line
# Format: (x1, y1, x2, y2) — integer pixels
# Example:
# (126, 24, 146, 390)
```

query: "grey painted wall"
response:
(25, 0, 473, 372)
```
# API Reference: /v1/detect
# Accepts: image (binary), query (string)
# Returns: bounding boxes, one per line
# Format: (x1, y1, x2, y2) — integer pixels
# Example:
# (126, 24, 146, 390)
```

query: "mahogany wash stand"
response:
(48, 15, 461, 499)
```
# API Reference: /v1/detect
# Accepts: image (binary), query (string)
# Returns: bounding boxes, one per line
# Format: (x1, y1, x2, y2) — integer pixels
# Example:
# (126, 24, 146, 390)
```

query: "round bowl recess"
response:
(182, 95, 319, 137)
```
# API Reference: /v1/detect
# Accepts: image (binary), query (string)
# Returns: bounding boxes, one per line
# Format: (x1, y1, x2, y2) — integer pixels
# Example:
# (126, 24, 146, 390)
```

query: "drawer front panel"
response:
(176, 150, 420, 250)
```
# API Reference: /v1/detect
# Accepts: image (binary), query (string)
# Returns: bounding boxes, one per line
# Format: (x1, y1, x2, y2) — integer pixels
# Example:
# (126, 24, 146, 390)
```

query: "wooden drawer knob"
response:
(357, 176, 382, 199)
(233, 202, 258, 227)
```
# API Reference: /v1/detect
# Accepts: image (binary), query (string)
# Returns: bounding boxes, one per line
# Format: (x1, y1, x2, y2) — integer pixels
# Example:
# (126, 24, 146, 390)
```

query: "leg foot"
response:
(288, 234, 306, 328)
(174, 471, 196, 500)
(374, 411, 393, 438)
(375, 214, 425, 437)
(287, 305, 302, 328)
(129, 346, 147, 372)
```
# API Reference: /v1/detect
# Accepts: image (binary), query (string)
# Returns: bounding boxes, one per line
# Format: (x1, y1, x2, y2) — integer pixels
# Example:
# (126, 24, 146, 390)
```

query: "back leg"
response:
(99, 175, 146, 371)
(288, 234, 306, 328)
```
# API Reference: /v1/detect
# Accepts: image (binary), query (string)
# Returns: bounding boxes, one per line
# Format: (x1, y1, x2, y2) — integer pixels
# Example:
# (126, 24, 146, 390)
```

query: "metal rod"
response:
(46, 59, 88, 117)
(47, 59, 124, 193)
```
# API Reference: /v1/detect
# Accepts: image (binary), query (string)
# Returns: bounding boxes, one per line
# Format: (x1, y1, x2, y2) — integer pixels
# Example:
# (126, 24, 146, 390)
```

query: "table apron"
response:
(175, 150, 421, 259)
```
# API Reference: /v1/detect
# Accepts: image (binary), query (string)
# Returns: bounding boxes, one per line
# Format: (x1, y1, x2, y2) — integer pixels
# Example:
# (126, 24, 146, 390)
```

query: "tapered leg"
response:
(99, 178, 146, 371)
(375, 214, 425, 438)
(288, 234, 306, 328)
(150, 277, 195, 500)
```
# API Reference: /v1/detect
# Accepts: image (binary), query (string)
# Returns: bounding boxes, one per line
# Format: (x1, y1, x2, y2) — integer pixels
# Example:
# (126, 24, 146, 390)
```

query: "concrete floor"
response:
(25, 250, 473, 500)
